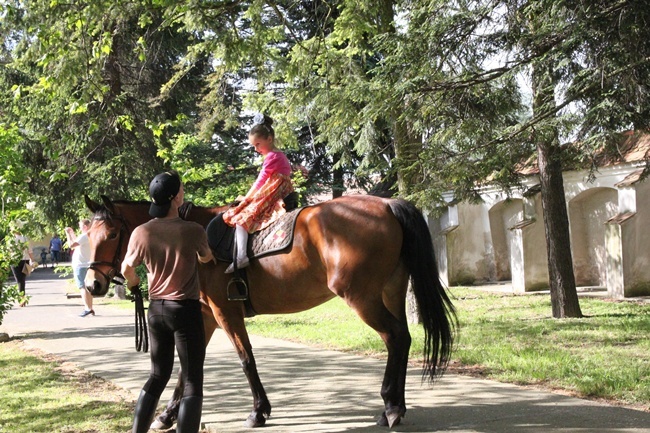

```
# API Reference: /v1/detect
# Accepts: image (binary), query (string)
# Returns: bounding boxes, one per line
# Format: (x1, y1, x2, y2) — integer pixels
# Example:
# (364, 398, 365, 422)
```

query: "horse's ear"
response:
(100, 195, 116, 214)
(85, 195, 102, 213)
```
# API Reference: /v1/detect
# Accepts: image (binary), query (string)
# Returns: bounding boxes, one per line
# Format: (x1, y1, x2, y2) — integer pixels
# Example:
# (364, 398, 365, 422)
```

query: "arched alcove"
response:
(568, 187, 618, 287)
(488, 199, 524, 281)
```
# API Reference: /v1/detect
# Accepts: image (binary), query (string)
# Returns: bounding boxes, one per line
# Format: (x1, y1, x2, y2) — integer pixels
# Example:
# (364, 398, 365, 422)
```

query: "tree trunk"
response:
(377, 0, 423, 324)
(532, 61, 583, 319)
(536, 142, 583, 318)
(394, 118, 424, 324)
(332, 153, 344, 199)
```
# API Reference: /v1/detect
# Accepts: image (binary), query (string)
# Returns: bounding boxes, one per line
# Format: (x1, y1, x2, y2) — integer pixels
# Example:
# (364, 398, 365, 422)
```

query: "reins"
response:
(131, 285, 149, 353)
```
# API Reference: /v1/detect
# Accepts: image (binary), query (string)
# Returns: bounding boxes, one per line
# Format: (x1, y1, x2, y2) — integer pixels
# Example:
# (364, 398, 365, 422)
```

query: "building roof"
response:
(516, 130, 650, 176)
(595, 130, 650, 166)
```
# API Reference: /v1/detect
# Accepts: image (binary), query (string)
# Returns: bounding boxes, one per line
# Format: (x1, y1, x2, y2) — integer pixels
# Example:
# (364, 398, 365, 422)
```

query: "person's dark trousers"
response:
(135, 299, 206, 433)
(10, 260, 28, 294)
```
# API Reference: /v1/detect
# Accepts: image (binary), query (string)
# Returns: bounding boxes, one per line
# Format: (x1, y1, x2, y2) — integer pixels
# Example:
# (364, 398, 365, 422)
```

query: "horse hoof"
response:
(377, 410, 403, 428)
(386, 411, 402, 428)
(150, 417, 173, 430)
(244, 412, 267, 428)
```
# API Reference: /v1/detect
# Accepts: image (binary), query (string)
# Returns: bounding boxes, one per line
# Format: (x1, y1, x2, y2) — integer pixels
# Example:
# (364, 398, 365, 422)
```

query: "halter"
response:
(88, 212, 130, 290)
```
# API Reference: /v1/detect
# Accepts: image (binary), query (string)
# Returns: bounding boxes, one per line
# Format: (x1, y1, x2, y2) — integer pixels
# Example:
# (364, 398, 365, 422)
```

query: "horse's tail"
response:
(389, 199, 457, 383)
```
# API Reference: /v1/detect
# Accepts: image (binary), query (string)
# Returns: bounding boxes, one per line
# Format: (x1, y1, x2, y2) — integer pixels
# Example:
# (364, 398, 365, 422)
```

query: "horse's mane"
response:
(109, 199, 223, 209)
(110, 199, 150, 205)
(92, 199, 227, 223)
(92, 207, 114, 221)
(92, 200, 149, 221)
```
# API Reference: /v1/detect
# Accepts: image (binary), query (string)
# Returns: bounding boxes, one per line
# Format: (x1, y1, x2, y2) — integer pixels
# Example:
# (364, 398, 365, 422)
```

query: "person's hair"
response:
(249, 114, 274, 140)
(80, 219, 91, 228)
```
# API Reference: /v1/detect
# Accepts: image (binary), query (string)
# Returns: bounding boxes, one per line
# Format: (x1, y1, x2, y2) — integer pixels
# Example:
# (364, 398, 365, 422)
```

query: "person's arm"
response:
(196, 228, 214, 263)
(250, 153, 278, 192)
(64, 227, 77, 248)
(198, 249, 214, 264)
(121, 228, 142, 291)
(121, 262, 141, 292)
(243, 181, 260, 200)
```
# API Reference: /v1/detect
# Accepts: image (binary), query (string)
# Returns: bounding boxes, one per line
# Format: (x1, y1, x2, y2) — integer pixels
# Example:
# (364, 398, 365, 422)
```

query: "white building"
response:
(429, 131, 650, 298)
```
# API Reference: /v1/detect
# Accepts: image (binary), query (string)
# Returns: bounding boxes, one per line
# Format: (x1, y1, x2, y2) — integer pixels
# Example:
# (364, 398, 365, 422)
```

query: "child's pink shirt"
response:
(252, 151, 292, 190)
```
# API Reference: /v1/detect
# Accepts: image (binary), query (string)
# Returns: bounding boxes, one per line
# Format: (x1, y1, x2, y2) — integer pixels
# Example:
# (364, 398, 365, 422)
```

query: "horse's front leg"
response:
(218, 308, 272, 427)
(241, 347, 272, 427)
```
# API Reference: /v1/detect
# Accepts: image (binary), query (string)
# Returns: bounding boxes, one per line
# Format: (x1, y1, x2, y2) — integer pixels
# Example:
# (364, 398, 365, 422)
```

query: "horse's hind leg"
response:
(377, 318, 410, 428)
(348, 294, 411, 428)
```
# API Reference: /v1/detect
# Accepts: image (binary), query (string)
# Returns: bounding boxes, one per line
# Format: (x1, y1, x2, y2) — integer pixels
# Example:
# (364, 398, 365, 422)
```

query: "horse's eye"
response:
(108, 233, 118, 240)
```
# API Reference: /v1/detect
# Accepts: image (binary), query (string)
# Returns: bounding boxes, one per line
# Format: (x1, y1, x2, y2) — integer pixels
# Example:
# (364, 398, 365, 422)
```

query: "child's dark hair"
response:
(249, 113, 274, 139)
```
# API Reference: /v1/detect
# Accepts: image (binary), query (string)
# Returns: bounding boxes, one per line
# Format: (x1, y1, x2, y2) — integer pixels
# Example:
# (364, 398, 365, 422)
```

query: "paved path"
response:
(2, 267, 650, 433)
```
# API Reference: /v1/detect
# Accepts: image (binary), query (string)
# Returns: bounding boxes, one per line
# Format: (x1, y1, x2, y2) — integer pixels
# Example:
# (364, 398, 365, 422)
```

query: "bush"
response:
(0, 285, 26, 325)
(0, 227, 27, 325)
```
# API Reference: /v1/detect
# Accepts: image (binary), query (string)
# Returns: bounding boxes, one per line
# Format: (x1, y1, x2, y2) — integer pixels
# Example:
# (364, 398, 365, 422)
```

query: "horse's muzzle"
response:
(85, 268, 112, 297)
(88, 279, 109, 297)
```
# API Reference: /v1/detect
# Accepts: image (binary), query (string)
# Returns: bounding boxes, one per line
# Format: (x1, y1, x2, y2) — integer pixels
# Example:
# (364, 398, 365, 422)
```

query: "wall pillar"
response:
(605, 219, 624, 298)
(428, 205, 459, 288)
(509, 226, 526, 292)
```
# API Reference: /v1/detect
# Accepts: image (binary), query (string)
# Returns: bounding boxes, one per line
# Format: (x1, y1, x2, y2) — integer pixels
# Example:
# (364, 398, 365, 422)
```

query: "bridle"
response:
(88, 212, 130, 291)
(88, 208, 148, 352)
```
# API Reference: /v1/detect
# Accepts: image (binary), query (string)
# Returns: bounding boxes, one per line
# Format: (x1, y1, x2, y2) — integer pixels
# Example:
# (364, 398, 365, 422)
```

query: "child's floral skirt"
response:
(223, 173, 294, 233)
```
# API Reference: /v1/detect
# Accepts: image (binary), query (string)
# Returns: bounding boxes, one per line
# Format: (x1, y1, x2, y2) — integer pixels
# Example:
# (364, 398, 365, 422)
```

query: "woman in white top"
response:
(65, 219, 93, 317)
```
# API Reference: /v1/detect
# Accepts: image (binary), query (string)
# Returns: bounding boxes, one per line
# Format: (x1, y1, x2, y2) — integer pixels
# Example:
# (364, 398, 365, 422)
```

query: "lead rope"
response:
(131, 285, 149, 353)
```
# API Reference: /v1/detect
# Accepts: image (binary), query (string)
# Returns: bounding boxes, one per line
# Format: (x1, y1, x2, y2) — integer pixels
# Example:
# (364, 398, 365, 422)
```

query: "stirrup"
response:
(226, 277, 248, 301)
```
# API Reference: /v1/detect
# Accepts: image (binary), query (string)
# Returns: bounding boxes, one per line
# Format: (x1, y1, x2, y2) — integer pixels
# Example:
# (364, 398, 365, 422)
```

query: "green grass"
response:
(0, 341, 133, 433)
(244, 288, 650, 409)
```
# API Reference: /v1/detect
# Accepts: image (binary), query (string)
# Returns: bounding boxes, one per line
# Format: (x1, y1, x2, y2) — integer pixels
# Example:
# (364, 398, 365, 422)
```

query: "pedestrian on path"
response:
(49, 233, 63, 266)
(65, 219, 93, 317)
(121, 170, 214, 433)
(10, 229, 36, 306)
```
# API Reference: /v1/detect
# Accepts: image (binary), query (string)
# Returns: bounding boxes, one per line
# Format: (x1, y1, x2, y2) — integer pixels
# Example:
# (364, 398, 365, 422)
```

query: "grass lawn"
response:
(0, 340, 134, 433)
(244, 287, 650, 411)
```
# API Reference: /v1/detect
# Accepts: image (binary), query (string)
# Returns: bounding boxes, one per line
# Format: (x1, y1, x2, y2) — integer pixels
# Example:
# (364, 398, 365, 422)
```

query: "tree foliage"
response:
(2, 1, 650, 317)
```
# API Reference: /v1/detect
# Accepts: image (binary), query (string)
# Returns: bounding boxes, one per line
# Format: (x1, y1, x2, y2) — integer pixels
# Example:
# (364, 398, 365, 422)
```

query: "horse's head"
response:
(84, 195, 141, 296)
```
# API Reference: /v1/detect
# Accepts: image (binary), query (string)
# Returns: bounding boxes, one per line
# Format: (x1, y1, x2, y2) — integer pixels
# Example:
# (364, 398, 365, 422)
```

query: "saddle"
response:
(206, 206, 304, 263)
(206, 193, 304, 304)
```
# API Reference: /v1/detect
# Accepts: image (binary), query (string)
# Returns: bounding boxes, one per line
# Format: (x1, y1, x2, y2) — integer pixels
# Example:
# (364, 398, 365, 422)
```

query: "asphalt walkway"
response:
(2, 267, 649, 433)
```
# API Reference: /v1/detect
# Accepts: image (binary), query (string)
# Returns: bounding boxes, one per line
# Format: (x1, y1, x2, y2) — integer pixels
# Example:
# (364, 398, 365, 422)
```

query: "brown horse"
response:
(83, 194, 456, 429)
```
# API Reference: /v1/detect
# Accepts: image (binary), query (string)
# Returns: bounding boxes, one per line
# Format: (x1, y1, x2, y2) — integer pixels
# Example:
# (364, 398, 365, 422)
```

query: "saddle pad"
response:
(207, 207, 305, 263)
